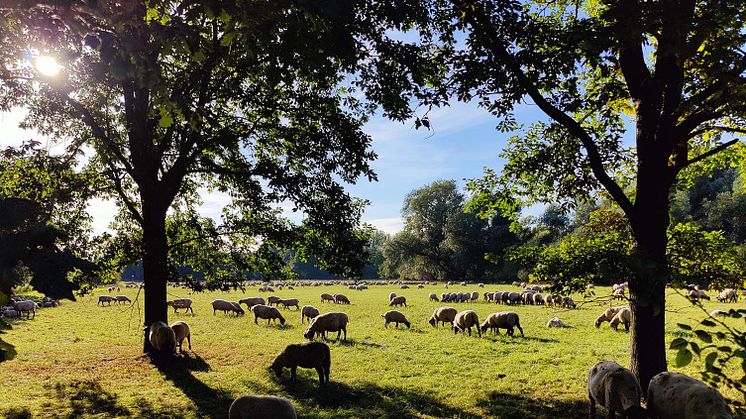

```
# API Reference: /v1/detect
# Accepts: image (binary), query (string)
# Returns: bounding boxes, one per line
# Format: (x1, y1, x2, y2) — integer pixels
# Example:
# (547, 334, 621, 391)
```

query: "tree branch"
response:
(687, 126, 746, 139)
(683, 139, 741, 168)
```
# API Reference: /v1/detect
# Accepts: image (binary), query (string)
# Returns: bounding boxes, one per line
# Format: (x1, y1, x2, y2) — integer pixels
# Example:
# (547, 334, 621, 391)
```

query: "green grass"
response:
(0, 284, 742, 418)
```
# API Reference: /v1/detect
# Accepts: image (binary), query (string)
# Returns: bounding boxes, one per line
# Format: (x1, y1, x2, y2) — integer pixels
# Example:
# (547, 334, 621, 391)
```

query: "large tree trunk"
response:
(141, 197, 170, 354)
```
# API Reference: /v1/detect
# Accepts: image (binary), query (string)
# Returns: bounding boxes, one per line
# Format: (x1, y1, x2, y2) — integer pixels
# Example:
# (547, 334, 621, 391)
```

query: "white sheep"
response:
(480, 312, 524, 337)
(301, 305, 320, 323)
(303, 312, 348, 341)
(609, 307, 632, 332)
(170, 321, 191, 353)
(716, 288, 738, 303)
(148, 321, 176, 353)
(167, 298, 194, 314)
(381, 310, 411, 329)
(428, 306, 457, 329)
(228, 395, 297, 419)
(547, 317, 567, 328)
(688, 289, 711, 301)
(453, 310, 481, 337)
(647, 372, 731, 419)
(389, 295, 407, 307)
(11, 300, 36, 319)
(251, 304, 286, 325)
(587, 361, 644, 419)
(211, 300, 245, 316)
(238, 296, 265, 309)
(595, 306, 627, 328)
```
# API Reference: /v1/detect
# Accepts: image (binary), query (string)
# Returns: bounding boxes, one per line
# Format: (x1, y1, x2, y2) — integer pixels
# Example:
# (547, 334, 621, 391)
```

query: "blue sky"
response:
(0, 100, 549, 235)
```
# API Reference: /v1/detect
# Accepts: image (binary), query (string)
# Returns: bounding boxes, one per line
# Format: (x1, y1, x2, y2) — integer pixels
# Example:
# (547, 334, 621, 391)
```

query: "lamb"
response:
(688, 289, 711, 301)
(480, 311, 524, 337)
(170, 321, 191, 353)
(716, 288, 738, 303)
(389, 292, 397, 302)
(389, 296, 407, 307)
(429, 307, 458, 328)
(167, 298, 194, 314)
(114, 295, 131, 304)
(270, 341, 331, 385)
(97, 295, 115, 306)
(547, 317, 567, 328)
(333, 294, 350, 305)
(429, 293, 439, 302)
(595, 306, 627, 328)
(148, 321, 176, 353)
(11, 300, 36, 319)
(301, 305, 320, 323)
(267, 296, 281, 306)
(320, 293, 335, 303)
(562, 296, 577, 309)
(228, 395, 297, 419)
(647, 372, 732, 419)
(453, 310, 481, 337)
(279, 298, 300, 310)
(251, 304, 286, 325)
(609, 307, 632, 332)
(587, 361, 644, 419)
(211, 300, 245, 316)
(303, 312, 348, 341)
(381, 310, 411, 328)
(238, 297, 265, 309)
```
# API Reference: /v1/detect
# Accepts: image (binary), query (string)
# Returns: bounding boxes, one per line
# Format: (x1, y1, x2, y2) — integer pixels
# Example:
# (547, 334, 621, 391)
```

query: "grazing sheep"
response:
(484, 291, 494, 302)
(688, 289, 711, 301)
(97, 295, 115, 306)
(480, 312, 524, 337)
(114, 295, 131, 304)
(453, 310, 481, 337)
(381, 310, 411, 328)
(562, 296, 577, 309)
(270, 342, 331, 385)
(148, 321, 176, 353)
(211, 300, 245, 316)
(279, 298, 300, 310)
(251, 304, 286, 325)
(389, 295, 407, 307)
(11, 300, 36, 319)
(522, 291, 535, 305)
(417, 284, 424, 289)
(493, 291, 504, 304)
(400, 284, 409, 289)
(428, 306, 458, 328)
(389, 292, 397, 302)
(303, 312, 348, 341)
(506, 292, 522, 305)
(320, 293, 335, 303)
(238, 297, 265, 309)
(594, 306, 627, 328)
(228, 395, 297, 419)
(609, 307, 632, 332)
(588, 361, 644, 419)
(167, 298, 194, 314)
(544, 294, 555, 307)
(429, 292, 439, 302)
(333, 294, 350, 305)
(170, 321, 191, 353)
(647, 372, 731, 419)
(612, 288, 626, 300)
(532, 293, 545, 306)
(547, 317, 567, 328)
(716, 288, 738, 303)
(470, 291, 479, 301)
(301, 305, 320, 323)
(267, 296, 281, 306)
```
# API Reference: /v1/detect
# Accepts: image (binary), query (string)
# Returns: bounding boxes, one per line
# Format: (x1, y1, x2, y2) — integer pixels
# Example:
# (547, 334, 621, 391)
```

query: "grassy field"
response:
(0, 284, 743, 418)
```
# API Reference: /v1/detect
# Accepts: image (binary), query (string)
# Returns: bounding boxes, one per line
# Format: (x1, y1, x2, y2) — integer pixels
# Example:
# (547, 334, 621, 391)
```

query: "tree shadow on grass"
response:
(333, 338, 383, 348)
(476, 391, 587, 419)
(43, 379, 131, 418)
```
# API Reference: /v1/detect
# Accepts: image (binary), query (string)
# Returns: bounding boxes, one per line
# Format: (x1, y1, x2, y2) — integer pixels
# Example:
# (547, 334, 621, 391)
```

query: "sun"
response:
(34, 56, 62, 77)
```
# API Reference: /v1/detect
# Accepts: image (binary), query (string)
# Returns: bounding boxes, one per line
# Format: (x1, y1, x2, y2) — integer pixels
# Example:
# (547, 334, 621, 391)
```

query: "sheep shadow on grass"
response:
(332, 338, 382, 348)
(476, 391, 587, 419)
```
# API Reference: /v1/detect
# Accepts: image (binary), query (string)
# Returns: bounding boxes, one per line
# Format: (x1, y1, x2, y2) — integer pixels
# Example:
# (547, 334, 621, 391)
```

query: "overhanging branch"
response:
(683, 139, 740, 168)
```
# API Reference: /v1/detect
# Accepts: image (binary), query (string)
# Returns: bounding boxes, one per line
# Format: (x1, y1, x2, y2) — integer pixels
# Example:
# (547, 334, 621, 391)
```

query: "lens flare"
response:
(34, 56, 61, 77)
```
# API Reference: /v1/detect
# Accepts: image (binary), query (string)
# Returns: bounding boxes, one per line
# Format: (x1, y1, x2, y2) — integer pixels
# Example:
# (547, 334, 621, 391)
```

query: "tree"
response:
(424, 0, 746, 390)
(2, 1, 430, 354)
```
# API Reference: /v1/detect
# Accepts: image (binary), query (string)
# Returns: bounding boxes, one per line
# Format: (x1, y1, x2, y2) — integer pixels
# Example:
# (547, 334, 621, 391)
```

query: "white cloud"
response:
(365, 217, 404, 235)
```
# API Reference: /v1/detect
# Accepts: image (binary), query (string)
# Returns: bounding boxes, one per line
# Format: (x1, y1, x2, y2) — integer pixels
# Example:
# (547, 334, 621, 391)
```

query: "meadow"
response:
(0, 283, 742, 418)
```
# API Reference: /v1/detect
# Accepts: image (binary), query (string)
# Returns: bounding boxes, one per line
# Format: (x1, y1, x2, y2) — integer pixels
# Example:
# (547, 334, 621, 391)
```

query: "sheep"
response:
(506, 292, 522, 305)
(251, 304, 286, 325)
(709, 309, 728, 317)
(484, 291, 494, 302)
(114, 295, 131, 304)
(148, 321, 176, 353)
(279, 298, 300, 310)
(238, 297, 265, 309)
(547, 317, 567, 328)
(453, 310, 481, 337)
(429, 306, 458, 329)
(303, 312, 348, 341)
(493, 291, 504, 303)
(389, 295, 407, 307)
(417, 284, 424, 289)
(381, 310, 411, 328)
(400, 284, 409, 289)
(532, 293, 545, 305)
(595, 306, 627, 328)
(389, 292, 397, 302)
(688, 289, 711, 301)
(587, 361, 644, 419)
(609, 307, 632, 332)
(270, 341, 331, 385)
(11, 300, 37, 319)
(544, 294, 555, 307)
(612, 288, 626, 300)
(228, 395, 297, 419)
(429, 292, 439, 302)
(521, 291, 535, 305)
(301, 305, 320, 323)
(211, 300, 245, 316)
(480, 312, 524, 337)
(267, 296, 281, 306)
(333, 294, 350, 305)
(716, 288, 738, 303)
(470, 291, 479, 301)
(97, 295, 115, 306)
(647, 372, 731, 419)
(170, 321, 191, 353)
(562, 296, 577, 309)
(167, 298, 194, 314)
(320, 293, 335, 303)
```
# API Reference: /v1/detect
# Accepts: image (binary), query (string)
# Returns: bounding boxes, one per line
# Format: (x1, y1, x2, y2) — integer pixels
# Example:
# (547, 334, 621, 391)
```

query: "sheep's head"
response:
(594, 317, 602, 328)
(303, 328, 314, 340)
(404, 321, 411, 329)
(479, 323, 489, 333)
(269, 356, 285, 377)
(278, 315, 286, 325)
(428, 317, 436, 327)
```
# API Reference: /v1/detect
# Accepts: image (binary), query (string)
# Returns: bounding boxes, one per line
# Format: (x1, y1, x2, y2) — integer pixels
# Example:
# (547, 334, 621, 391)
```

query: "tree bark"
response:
(141, 196, 170, 354)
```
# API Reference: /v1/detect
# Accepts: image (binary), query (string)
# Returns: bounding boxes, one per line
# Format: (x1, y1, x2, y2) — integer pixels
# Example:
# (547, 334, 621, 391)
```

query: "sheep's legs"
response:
(588, 394, 596, 419)
(315, 366, 325, 385)
(187, 335, 192, 350)
(290, 366, 297, 382)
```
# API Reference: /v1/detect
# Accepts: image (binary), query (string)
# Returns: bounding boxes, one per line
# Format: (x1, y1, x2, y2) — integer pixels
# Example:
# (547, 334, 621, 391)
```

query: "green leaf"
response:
(675, 348, 693, 367)
(159, 112, 173, 128)
(677, 323, 693, 331)
(694, 330, 712, 343)
(670, 337, 688, 350)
